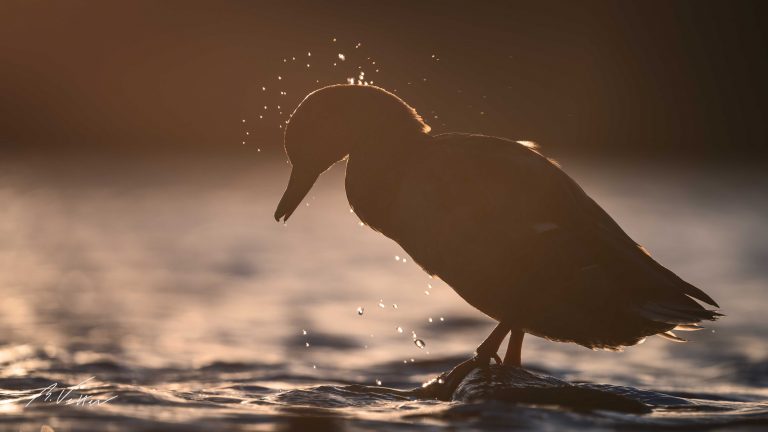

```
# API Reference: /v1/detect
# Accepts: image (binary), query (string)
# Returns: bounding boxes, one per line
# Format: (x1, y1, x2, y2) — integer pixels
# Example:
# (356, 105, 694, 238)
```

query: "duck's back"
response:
(378, 133, 718, 349)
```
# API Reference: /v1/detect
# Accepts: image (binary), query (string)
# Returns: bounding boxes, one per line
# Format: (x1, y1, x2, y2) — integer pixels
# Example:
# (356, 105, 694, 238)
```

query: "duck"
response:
(274, 84, 721, 399)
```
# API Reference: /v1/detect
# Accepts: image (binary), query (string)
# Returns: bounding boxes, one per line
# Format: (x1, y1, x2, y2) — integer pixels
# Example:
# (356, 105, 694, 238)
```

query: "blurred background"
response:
(2, 0, 767, 163)
(1, 1, 767, 430)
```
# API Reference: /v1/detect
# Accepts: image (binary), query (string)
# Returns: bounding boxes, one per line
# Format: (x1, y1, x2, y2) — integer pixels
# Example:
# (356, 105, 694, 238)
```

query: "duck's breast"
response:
(344, 151, 407, 236)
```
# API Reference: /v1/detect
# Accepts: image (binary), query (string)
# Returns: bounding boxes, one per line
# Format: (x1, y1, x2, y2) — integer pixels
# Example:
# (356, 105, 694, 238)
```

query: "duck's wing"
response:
(393, 133, 720, 349)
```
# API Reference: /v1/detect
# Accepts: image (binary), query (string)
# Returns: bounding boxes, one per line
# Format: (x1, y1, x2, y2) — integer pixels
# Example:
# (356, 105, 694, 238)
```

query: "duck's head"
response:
(274, 84, 430, 222)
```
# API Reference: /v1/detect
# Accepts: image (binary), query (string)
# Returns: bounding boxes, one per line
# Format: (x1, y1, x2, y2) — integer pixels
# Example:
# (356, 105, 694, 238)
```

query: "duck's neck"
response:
(344, 133, 430, 232)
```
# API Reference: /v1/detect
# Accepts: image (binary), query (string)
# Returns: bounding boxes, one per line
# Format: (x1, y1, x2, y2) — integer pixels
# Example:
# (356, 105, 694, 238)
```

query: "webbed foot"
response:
(420, 351, 502, 401)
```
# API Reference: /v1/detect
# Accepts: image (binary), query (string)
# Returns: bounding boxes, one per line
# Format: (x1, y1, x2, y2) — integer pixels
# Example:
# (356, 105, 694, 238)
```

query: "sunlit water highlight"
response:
(0, 158, 766, 430)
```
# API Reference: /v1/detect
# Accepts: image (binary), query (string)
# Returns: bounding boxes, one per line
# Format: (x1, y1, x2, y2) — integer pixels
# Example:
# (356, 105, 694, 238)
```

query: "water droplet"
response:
(278, 76, 282, 80)
(338, 53, 346, 61)
(357, 306, 364, 315)
(424, 291, 430, 296)
(305, 342, 310, 347)
(437, 378, 444, 384)
(347, 77, 355, 84)
(358, 221, 364, 226)
(302, 329, 307, 335)
(355, 42, 361, 48)
(410, 358, 415, 362)
(428, 317, 433, 323)
(427, 283, 432, 289)
(414, 339, 426, 349)
(397, 326, 403, 333)
(440, 317, 444, 322)
(392, 304, 398, 309)
(261, 86, 266, 91)
(332, 37, 337, 42)
(395, 256, 400, 261)
(403, 360, 407, 364)
(375, 379, 382, 386)
(411, 331, 417, 339)
(307, 51, 311, 56)
(313, 364, 317, 369)
(402, 258, 407, 263)
(378, 301, 385, 308)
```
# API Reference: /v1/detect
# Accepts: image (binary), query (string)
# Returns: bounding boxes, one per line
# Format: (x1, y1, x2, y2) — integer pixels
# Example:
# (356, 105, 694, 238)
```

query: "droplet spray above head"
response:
(274, 84, 431, 222)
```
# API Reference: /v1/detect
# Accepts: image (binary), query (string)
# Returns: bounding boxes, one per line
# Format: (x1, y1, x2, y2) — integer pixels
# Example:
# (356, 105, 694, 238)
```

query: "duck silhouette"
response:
(274, 84, 720, 398)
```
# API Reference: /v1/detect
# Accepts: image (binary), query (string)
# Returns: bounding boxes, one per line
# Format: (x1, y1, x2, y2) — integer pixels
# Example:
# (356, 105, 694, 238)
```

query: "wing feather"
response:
(394, 133, 720, 349)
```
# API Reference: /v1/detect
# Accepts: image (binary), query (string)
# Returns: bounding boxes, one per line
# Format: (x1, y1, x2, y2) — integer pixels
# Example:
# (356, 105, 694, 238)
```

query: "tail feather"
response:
(637, 249, 721, 308)
(658, 331, 687, 342)
(657, 274, 720, 309)
(680, 281, 720, 308)
(635, 284, 721, 344)
(673, 324, 704, 331)
(636, 302, 720, 325)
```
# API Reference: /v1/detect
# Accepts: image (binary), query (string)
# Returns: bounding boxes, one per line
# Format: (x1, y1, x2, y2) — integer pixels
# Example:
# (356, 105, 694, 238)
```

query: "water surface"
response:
(1, 157, 766, 430)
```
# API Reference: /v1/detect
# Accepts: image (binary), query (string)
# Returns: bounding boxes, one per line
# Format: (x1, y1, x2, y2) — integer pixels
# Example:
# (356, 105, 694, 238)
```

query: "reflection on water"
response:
(0, 157, 767, 430)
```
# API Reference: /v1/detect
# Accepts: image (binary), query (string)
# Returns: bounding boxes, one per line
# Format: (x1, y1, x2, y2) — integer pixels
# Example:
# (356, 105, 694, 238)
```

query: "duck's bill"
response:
(274, 168, 320, 222)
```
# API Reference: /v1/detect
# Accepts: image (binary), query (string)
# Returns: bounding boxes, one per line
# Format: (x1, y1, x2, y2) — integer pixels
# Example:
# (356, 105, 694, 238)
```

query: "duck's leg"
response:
(475, 324, 509, 365)
(424, 323, 510, 400)
(503, 328, 524, 367)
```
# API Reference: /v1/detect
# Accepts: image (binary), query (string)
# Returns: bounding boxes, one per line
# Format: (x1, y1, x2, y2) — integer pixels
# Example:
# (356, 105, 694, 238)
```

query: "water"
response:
(1, 156, 767, 431)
